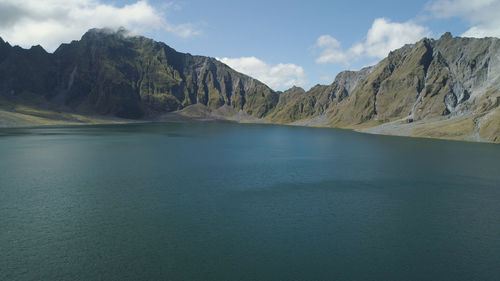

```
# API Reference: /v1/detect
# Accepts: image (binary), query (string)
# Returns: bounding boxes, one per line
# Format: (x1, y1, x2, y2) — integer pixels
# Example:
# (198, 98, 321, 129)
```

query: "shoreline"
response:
(1, 112, 498, 144)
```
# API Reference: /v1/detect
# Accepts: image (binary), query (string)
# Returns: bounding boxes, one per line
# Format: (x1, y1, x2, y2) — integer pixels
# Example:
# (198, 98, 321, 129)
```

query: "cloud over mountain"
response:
(0, 0, 200, 51)
(315, 18, 430, 65)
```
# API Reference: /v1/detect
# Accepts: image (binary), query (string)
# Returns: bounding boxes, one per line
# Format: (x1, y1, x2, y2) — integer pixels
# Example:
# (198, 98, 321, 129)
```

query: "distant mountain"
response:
(0, 29, 499, 142)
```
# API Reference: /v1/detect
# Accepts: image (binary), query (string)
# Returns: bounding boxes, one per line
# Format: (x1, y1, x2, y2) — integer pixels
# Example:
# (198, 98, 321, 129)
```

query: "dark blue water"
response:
(1, 122, 499, 281)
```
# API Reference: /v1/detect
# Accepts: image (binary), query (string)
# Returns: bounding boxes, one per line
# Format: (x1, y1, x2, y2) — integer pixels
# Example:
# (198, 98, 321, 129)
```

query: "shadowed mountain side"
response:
(0, 28, 278, 120)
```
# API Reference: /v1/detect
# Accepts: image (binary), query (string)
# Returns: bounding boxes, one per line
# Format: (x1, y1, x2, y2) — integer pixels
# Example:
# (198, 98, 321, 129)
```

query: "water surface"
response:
(1, 122, 499, 280)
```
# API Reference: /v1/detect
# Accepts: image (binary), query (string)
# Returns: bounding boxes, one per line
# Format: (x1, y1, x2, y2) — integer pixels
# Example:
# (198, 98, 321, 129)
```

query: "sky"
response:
(0, 0, 499, 91)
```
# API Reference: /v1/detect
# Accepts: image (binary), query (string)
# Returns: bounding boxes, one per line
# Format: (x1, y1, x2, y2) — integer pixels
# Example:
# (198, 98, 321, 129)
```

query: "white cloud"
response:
(217, 56, 307, 91)
(314, 35, 349, 64)
(315, 18, 431, 65)
(427, 0, 496, 18)
(0, 0, 201, 51)
(427, 0, 500, 38)
(362, 18, 431, 58)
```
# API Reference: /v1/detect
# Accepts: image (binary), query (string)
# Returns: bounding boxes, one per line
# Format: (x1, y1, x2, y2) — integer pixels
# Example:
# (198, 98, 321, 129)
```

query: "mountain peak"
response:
(0, 36, 10, 48)
(82, 27, 135, 41)
(29, 45, 47, 53)
(440, 32, 453, 40)
(285, 86, 305, 94)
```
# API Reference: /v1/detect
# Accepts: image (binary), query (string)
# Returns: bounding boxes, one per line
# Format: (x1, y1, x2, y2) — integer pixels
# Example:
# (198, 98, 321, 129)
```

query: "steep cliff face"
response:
(320, 33, 500, 142)
(0, 28, 278, 119)
(325, 40, 434, 126)
(261, 32, 499, 142)
(0, 41, 57, 104)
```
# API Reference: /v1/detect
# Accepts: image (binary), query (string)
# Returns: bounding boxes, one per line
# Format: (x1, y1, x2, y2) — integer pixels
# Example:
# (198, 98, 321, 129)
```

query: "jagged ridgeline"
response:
(0, 29, 499, 142)
(0, 28, 278, 119)
(267, 33, 500, 142)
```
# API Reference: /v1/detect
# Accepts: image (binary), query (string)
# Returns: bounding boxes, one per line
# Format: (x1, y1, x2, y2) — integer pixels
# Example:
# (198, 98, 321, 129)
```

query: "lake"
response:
(1, 122, 499, 281)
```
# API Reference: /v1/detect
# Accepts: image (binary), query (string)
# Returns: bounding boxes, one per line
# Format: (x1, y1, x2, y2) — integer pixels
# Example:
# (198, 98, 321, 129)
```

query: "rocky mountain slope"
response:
(0, 28, 278, 120)
(0, 29, 499, 142)
(267, 33, 500, 142)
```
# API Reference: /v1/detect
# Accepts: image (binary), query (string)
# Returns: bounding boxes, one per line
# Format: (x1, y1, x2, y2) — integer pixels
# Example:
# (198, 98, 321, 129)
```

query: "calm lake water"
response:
(1, 122, 499, 281)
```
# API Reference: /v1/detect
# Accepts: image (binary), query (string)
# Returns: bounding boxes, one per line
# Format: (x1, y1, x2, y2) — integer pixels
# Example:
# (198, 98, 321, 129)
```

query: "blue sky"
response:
(1, 0, 499, 90)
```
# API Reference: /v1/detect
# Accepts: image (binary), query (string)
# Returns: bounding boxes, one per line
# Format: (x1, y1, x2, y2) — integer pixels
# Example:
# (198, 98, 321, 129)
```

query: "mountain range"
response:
(0, 28, 499, 143)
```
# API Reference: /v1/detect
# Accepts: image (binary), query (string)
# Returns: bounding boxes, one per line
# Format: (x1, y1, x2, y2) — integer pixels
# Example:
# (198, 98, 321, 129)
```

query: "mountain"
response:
(264, 67, 374, 124)
(0, 28, 278, 120)
(0, 29, 499, 143)
(267, 32, 500, 143)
